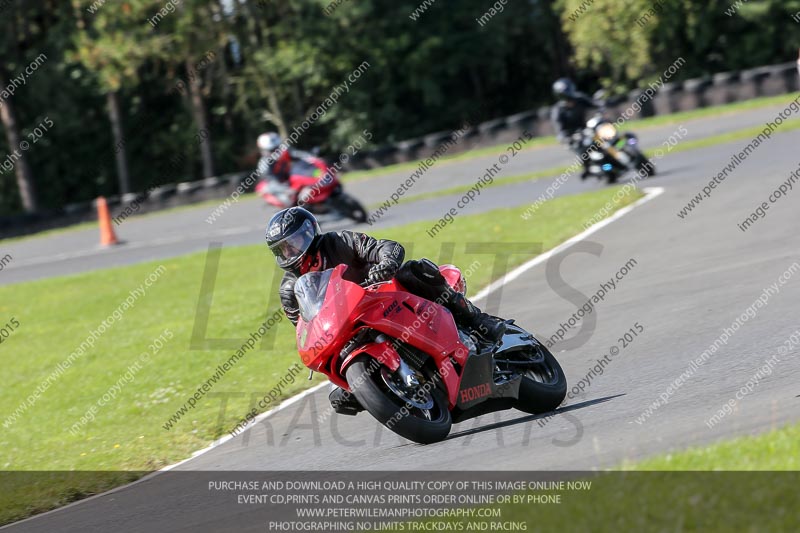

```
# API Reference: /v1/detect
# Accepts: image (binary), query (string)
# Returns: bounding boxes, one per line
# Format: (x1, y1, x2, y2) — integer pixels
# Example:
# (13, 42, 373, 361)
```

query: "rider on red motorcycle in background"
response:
(265, 207, 507, 414)
(256, 132, 316, 206)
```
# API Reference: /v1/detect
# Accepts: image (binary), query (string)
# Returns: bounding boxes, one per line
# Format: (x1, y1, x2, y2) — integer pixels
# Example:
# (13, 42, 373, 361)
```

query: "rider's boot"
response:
(442, 288, 506, 343)
(328, 386, 364, 416)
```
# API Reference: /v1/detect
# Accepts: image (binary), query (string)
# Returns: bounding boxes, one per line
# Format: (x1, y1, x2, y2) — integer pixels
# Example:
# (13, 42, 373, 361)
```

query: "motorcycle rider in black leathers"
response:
(265, 207, 506, 415)
(550, 78, 602, 180)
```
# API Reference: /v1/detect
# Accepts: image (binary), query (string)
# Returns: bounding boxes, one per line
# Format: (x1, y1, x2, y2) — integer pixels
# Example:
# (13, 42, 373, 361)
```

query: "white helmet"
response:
(257, 132, 282, 153)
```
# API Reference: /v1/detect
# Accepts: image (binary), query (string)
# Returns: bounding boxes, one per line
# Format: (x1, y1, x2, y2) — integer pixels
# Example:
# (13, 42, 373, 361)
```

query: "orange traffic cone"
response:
(97, 196, 119, 246)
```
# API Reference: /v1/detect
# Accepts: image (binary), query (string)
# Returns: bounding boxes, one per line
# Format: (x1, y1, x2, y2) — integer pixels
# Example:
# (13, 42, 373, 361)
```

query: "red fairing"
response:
(341, 340, 401, 374)
(355, 289, 466, 363)
(296, 271, 364, 372)
(256, 155, 339, 207)
(294, 264, 471, 408)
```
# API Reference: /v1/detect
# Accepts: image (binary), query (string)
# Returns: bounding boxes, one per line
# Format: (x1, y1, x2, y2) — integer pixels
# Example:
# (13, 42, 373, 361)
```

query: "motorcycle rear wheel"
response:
(515, 345, 567, 415)
(346, 356, 452, 444)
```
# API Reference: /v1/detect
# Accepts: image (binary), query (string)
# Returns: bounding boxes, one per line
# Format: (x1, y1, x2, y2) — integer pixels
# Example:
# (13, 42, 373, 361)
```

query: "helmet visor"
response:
(268, 219, 317, 269)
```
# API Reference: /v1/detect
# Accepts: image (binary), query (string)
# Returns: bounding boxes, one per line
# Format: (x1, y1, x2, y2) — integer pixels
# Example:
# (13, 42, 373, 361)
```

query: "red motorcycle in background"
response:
(294, 263, 567, 444)
(255, 156, 367, 223)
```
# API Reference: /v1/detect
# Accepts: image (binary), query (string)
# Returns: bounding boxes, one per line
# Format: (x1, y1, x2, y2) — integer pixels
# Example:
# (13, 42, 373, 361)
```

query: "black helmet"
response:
(266, 207, 320, 272)
(552, 78, 576, 100)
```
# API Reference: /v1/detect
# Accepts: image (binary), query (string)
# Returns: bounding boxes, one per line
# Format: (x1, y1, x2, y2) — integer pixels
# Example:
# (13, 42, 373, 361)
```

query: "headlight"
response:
(596, 123, 617, 141)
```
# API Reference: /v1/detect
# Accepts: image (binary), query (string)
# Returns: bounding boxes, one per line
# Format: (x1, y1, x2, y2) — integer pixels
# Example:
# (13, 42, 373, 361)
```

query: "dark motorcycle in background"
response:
(578, 96, 656, 183)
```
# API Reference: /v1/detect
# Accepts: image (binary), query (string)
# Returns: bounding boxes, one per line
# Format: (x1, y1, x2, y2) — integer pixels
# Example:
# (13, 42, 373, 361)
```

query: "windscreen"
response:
(294, 269, 333, 323)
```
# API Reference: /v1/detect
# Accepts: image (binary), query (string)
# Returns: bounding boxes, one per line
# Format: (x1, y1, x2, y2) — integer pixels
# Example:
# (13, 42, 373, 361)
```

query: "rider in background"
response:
(256, 132, 316, 205)
(550, 78, 602, 180)
(265, 207, 507, 414)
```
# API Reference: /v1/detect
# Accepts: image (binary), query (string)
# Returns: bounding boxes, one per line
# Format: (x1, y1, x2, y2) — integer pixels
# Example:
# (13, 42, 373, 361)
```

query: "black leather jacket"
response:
(550, 92, 598, 143)
(279, 231, 405, 325)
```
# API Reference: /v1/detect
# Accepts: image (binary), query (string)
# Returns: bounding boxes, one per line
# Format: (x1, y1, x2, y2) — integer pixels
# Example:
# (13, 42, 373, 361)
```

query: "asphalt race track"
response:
(4, 106, 800, 531)
(0, 102, 791, 286)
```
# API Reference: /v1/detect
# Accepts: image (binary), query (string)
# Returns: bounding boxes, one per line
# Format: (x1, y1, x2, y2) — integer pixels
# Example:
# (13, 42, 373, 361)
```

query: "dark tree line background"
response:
(0, 0, 798, 216)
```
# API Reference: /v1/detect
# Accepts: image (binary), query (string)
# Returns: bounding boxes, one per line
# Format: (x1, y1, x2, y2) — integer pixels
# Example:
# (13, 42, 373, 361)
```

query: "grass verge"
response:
(0, 185, 644, 525)
(623, 421, 800, 471)
(394, 471, 800, 532)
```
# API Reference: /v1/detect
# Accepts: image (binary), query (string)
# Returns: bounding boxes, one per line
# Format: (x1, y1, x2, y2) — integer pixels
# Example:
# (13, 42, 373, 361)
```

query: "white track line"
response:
(5, 186, 665, 528)
(160, 381, 330, 471)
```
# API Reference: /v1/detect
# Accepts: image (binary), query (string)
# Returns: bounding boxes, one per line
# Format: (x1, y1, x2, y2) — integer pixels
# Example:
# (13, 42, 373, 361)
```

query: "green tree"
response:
(70, 0, 167, 194)
(558, 0, 800, 90)
(0, 1, 44, 213)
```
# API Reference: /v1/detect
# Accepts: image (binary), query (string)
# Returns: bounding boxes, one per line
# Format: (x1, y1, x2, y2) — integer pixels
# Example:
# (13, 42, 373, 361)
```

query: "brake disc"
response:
(379, 367, 434, 410)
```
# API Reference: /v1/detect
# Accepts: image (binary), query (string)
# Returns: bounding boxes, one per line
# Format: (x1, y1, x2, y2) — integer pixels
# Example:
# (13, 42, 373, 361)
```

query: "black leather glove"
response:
(365, 261, 399, 286)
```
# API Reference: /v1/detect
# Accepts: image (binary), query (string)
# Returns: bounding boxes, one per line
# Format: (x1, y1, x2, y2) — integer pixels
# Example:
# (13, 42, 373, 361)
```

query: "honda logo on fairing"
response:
(383, 301, 400, 318)
(460, 383, 491, 403)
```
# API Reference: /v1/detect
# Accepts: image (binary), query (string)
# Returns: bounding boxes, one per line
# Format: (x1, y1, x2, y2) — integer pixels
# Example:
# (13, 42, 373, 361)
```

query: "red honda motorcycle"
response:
(294, 263, 567, 444)
(255, 156, 367, 223)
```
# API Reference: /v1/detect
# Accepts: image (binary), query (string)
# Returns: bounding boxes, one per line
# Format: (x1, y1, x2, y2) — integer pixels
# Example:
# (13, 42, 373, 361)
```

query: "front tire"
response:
(331, 192, 368, 223)
(345, 356, 452, 444)
(515, 345, 567, 415)
(636, 154, 656, 177)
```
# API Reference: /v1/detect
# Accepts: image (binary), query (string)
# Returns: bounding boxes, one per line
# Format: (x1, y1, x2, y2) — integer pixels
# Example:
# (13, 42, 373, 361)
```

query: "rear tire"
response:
(345, 356, 452, 444)
(515, 345, 567, 415)
(331, 192, 368, 223)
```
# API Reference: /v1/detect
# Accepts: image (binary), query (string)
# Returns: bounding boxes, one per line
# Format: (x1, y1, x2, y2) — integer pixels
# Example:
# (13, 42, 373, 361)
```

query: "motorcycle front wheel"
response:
(624, 146, 656, 177)
(330, 192, 368, 223)
(636, 154, 656, 177)
(346, 356, 452, 444)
